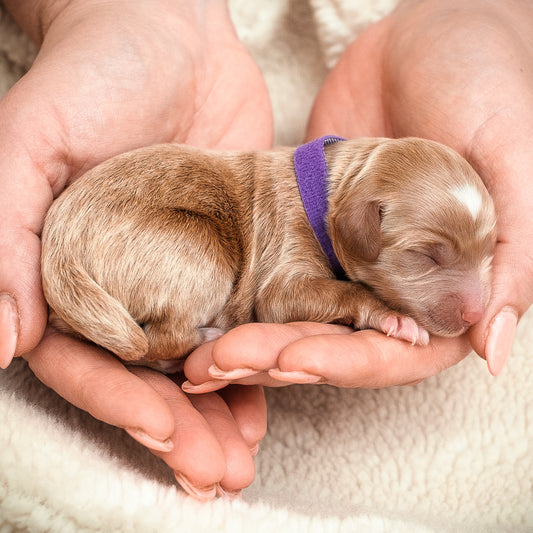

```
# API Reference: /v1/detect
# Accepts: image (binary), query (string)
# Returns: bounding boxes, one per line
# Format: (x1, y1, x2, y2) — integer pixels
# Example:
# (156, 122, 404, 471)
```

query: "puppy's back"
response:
(41, 144, 249, 362)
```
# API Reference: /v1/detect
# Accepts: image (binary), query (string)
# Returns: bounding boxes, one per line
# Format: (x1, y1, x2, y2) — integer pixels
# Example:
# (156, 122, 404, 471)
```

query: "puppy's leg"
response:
(140, 318, 226, 361)
(256, 276, 429, 345)
(124, 211, 240, 364)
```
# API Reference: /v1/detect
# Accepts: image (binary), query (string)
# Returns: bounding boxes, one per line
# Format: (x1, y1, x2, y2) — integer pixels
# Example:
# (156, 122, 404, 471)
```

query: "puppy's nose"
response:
(462, 309, 483, 326)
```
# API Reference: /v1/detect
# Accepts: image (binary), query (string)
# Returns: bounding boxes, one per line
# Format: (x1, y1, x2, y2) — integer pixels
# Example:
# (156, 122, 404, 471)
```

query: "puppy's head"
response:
(329, 137, 496, 337)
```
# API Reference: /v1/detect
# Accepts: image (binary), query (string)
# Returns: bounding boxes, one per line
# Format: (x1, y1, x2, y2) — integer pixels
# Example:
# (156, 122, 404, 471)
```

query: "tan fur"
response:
(41, 138, 496, 369)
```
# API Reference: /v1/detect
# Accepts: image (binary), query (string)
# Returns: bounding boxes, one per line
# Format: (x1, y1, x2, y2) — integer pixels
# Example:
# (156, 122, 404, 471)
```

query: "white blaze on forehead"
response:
(450, 183, 483, 220)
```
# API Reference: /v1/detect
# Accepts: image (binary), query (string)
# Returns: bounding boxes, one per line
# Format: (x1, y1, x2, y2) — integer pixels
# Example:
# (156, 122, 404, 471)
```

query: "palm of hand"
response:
(22, 4, 273, 190)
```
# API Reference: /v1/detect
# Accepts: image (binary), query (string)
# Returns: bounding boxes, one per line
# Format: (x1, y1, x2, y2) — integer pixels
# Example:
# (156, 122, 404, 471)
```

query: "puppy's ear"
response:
(328, 139, 389, 264)
(331, 199, 382, 263)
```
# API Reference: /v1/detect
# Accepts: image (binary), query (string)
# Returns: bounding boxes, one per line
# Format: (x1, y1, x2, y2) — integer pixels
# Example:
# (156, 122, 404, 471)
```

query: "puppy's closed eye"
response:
(426, 242, 457, 267)
(405, 249, 440, 270)
(413, 243, 456, 268)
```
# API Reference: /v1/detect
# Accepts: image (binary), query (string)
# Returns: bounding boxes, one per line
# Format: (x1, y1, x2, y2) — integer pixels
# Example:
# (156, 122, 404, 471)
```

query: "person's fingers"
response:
(467, 138, 533, 375)
(24, 328, 175, 448)
(26, 331, 259, 500)
(131, 368, 265, 498)
(187, 390, 257, 497)
(182, 322, 352, 391)
(211, 322, 352, 374)
(271, 330, 471, 388)
(185, 322, 470, 390)
(0, 227, 47, 368)
(127, 367, 231, 501)
(0, 85, 64, 368)
(182, 340, 227, 392)
(218, 385, 267, 453)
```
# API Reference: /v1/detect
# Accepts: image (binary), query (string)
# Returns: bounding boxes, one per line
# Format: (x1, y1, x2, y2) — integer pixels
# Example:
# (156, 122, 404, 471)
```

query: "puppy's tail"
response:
(43, 261, 149, 361)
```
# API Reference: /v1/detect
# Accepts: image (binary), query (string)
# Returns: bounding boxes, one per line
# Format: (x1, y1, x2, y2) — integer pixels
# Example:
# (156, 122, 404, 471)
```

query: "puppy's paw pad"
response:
(381, 315, 402, 337)
(199, 327, 226, 343)
(381, 315, 429, 346)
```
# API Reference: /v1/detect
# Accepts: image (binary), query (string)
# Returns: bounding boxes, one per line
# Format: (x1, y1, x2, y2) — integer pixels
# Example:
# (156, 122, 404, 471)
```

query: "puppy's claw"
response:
(417, 327, 430, 346)
(380, 314, 429, 346)
(382, 316, 400, 338)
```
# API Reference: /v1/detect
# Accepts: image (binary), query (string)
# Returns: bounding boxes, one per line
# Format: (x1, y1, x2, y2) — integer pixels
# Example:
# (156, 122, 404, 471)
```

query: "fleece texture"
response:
(1, 1, 532, 531)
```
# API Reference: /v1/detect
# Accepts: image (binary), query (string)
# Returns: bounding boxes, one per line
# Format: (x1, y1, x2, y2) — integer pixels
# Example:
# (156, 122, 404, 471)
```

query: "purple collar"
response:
(294, 135, 346, 278)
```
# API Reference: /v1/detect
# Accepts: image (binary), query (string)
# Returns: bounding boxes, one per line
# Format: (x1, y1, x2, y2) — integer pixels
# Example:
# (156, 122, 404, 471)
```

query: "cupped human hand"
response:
(25, 328, 267, 500)
(0, 0, 272, 498)
(306, 0, 533, 376)
(183, 0, 533, 393)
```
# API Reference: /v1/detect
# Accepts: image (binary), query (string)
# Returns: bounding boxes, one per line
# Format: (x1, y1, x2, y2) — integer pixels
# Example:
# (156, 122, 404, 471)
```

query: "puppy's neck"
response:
(294, 136, 346, 278)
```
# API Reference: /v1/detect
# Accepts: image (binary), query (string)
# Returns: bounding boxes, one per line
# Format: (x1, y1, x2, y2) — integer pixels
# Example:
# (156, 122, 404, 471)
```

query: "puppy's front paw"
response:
(379, 314, 430, 346)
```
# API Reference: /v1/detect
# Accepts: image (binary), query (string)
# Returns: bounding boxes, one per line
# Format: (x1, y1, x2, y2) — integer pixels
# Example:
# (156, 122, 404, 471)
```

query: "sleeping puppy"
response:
(41, 137, 496, 371)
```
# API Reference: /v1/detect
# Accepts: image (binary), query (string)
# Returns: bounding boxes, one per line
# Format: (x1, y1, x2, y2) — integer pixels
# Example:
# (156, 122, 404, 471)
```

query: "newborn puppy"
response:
(41, 137, 496, 371)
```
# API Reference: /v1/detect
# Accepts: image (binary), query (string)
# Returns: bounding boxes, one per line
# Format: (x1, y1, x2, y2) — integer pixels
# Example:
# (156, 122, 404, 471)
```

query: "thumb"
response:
(0, 83, 68, 367)
(468, 142, 533, 376)
(469, 241, 532, 377)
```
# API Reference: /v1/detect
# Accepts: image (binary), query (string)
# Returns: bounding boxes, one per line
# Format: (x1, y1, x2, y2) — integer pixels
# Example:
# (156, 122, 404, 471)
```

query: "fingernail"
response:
(124, 428, 174, 452)
(268, 368, 325, 384)
(175, 472, 216, 502)
(485, 308, 517, 376)
(181, 379, 229, 394)
(249, 442, 260, 457)
(216, 484, 242, 500)
(208, 364, 259, 380)
(0, 295, 19, 369)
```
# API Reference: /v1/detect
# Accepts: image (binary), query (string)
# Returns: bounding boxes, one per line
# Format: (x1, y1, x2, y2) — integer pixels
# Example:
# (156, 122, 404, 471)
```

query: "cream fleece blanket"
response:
(0, 2, 532, 531)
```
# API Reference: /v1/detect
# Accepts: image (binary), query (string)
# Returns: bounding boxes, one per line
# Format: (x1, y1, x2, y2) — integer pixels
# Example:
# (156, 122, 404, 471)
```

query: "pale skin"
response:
(1, 0, 532, 502)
